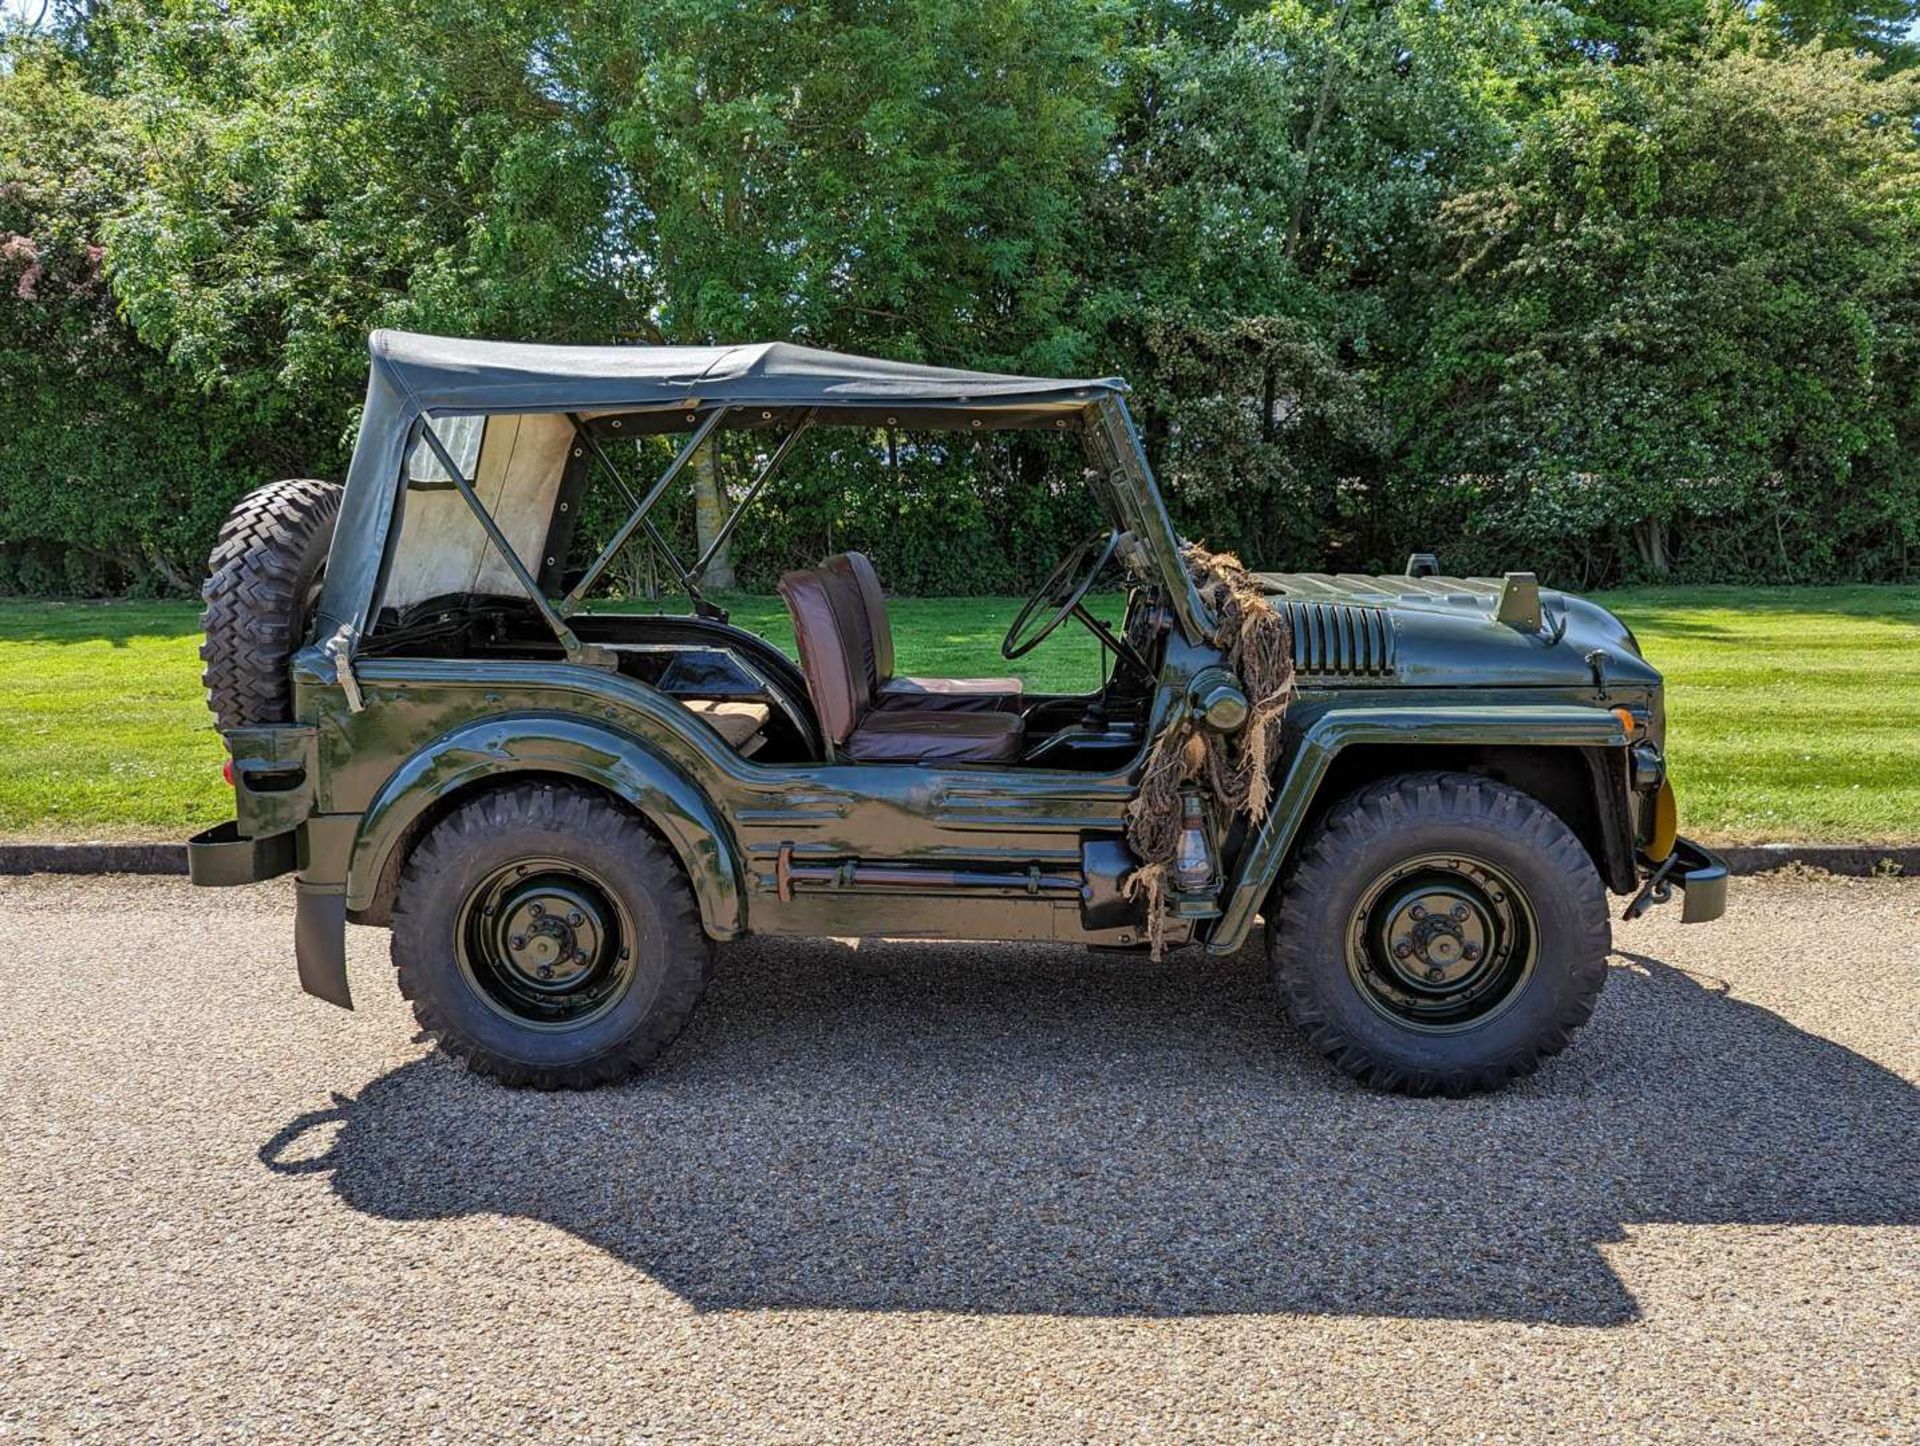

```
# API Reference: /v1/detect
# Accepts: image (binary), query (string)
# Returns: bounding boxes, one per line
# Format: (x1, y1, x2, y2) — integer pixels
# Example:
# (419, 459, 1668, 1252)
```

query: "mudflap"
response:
(296, 885, 353, 1009)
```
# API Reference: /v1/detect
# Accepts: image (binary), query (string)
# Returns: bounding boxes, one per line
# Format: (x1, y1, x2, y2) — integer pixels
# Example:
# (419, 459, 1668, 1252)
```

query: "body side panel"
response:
(317, 650, 1194, 942)
(304, 656, 1633, 953)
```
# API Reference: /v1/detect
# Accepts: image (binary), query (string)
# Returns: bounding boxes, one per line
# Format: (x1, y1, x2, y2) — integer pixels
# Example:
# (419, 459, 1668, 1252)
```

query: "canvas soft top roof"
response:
(368, 330, 1127, 426)
(318, 331, 1207, 649)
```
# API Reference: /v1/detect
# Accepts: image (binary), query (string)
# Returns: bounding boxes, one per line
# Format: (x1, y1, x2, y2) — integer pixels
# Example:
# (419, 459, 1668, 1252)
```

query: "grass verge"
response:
(1589, 586, 1920, 844)
(0, 586, 1912, 843)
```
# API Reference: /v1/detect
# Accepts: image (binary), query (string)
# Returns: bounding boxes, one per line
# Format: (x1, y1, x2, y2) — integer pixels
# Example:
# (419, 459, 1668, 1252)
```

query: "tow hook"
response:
(1622, 836, 1729, 925)
(1623, 855, 1678, 921)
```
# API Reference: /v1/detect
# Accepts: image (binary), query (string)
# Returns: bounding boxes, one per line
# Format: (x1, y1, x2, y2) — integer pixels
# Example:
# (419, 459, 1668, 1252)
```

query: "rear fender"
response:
(346, 713, 744, 940)
(1207, 704, 1629, 955)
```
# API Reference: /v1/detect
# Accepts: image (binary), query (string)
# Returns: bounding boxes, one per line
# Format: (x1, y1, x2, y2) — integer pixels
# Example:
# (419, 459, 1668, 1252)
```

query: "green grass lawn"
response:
(1588, 586, 1920, 844)
(0, 586, 1914, 843)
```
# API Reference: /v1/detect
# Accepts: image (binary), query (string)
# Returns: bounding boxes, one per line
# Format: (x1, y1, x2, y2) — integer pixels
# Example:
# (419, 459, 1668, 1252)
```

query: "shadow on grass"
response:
(0, 600, 203, 647)
(262, 933, 1918, 1326)
(1604, 613, 1742, 642)
(1597, 585, 1920, 636)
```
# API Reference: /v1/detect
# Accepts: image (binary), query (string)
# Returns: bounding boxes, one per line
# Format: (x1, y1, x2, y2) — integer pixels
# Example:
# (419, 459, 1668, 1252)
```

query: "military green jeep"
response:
(189, 331, 1725, 1095)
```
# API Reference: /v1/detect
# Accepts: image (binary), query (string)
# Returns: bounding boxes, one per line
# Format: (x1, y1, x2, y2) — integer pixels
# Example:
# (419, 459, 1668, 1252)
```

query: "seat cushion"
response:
(683, 699, 771, 750)
(845, 707, 1023, 765)
(825, 552, 1023, 713)
(830, 551, 895, 681)
(877, 674, 1024, 713)
(783, 557, 1023, 758)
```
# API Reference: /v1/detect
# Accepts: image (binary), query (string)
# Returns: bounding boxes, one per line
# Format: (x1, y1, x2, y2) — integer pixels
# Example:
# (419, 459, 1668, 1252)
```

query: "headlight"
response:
(1630, 741, 1665, 791)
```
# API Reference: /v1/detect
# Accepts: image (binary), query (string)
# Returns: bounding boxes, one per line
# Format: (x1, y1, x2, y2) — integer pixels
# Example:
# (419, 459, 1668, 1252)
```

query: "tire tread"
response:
(1268, 770, 1610, 1097)
(199, 478, 343, 730)
(390, 783, 713, 1090)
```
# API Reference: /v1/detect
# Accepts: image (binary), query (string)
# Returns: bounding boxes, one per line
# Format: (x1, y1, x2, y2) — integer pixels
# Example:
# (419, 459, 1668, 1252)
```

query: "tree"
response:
(85, 0, 1125, 590)
(1400, 36, 1920, 582)
(6, 0, 1920, 596)
(99, 0, 630, 417)
(1563, 1, 1920, 67)
(0, 32, 338, 592)
(1085, 0, 1562, 567)
(566, 0, 1125, 586)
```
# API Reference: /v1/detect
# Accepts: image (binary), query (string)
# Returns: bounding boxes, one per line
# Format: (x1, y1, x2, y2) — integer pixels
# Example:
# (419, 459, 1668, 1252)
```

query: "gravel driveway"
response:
(1, 872, 1915, 1441)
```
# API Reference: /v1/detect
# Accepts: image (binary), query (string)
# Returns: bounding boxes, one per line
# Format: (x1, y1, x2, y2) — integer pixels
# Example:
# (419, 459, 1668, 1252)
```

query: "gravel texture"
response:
(1, 872, 1915, 1442)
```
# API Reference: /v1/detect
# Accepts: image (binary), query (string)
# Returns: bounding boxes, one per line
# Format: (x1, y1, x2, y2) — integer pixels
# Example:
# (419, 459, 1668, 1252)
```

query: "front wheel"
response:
(1267, 771, 1610, 1096)
(392, 784, 712, 1089)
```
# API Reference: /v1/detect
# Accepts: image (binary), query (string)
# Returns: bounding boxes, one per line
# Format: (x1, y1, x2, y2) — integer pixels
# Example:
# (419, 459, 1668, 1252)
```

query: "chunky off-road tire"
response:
(391, 783, 713, 1089)
(1267, 771, 1610, 1097)
(199, 478, 343, 730)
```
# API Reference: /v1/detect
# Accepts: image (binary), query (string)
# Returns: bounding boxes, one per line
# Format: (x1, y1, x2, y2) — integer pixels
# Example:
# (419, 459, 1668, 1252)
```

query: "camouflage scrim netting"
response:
(1124, 544, 1296, 959)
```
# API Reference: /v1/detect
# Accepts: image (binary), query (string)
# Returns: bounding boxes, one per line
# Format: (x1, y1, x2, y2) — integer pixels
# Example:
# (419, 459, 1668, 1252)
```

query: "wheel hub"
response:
(1382, 887, 1490, 989)
(457, 859, 635, 1030)
(497, 884, 605, 992)
(1346, 854, 1537, 1033)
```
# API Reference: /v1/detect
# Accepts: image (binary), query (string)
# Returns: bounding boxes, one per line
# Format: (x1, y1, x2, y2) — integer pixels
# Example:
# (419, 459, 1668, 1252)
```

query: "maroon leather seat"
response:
(824, 552, 1022, 712)
(841, 705, 1026, 765)
(777, 564, 1024, 765)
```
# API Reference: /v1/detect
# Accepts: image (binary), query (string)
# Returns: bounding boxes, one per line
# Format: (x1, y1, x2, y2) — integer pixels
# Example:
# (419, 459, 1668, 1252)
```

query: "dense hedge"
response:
(3, 1, 1918, 598)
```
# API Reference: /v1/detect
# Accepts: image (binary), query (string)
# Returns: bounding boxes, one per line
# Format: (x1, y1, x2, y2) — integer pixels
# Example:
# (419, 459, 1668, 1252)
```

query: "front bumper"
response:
(1625, 835, 1728, 924)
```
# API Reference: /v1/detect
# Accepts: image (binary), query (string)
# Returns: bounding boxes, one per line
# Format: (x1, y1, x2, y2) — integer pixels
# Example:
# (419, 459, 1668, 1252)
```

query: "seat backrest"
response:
(776, 565, 871, 745)
(823, 551, 894, 687)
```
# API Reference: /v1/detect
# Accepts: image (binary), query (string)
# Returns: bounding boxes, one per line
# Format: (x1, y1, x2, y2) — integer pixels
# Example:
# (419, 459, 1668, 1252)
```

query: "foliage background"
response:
(3, 0, 1918, 596)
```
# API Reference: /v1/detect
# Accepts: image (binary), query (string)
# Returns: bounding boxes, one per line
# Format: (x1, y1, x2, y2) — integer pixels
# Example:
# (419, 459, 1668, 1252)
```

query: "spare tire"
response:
(200, 478, 344, 731)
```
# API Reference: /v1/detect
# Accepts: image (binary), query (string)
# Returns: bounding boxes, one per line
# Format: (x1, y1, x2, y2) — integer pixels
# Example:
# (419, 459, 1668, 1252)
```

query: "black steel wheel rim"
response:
(1345, 852, 1537, 1033)
(456, 857, 638, 1030)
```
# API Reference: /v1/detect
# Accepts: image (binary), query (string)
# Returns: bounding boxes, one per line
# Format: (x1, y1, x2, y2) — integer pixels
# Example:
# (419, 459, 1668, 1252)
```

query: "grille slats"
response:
(1280, 600, 1397, 679)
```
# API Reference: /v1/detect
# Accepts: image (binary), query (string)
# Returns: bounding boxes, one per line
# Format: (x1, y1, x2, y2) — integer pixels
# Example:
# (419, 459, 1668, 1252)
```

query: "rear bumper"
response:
(1625, 835, 1728, 924)
(187, 821, 296, 886)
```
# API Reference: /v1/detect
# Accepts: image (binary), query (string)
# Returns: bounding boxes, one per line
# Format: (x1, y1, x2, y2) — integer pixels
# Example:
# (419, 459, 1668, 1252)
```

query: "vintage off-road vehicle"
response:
(189, 331, 1725, 1095)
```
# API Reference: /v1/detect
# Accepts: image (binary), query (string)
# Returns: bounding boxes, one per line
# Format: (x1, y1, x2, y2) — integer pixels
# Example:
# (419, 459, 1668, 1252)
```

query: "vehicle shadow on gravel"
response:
(261, 938, 1919, 1326)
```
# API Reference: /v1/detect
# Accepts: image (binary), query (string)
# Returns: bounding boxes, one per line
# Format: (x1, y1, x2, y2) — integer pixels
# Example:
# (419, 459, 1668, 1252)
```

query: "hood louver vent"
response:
(1280, 601, 1397, 679)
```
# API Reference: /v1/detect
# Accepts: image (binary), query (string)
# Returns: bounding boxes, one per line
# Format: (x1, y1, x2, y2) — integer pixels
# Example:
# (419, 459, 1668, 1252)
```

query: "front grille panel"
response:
(1280, 601, 1397, 678)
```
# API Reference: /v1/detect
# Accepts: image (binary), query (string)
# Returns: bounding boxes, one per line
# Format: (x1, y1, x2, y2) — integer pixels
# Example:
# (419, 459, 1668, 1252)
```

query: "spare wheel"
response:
(199, 478, 344, 731)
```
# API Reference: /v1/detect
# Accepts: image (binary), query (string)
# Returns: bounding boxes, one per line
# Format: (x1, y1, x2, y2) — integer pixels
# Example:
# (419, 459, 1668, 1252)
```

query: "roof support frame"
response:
(691, 409, 817, 582)
(565, 413, 710, 615)
(562, 406, 817, 622)
(561, 407, 730, 615)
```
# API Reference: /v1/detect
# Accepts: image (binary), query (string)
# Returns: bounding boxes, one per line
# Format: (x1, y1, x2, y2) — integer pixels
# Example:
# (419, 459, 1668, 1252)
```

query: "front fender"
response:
(1207, 703, 1629, 955)
(347, 713, 744, 940)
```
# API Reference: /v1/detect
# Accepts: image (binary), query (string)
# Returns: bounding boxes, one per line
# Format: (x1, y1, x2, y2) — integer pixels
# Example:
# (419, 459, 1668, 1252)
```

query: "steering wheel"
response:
(1002, 528, 1144, 671)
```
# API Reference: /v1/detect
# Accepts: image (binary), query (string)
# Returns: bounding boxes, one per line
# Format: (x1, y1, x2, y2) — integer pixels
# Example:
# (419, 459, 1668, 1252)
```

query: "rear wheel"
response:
(1268, 771, 1610, 1096)
(392, 783, 712, 1088)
